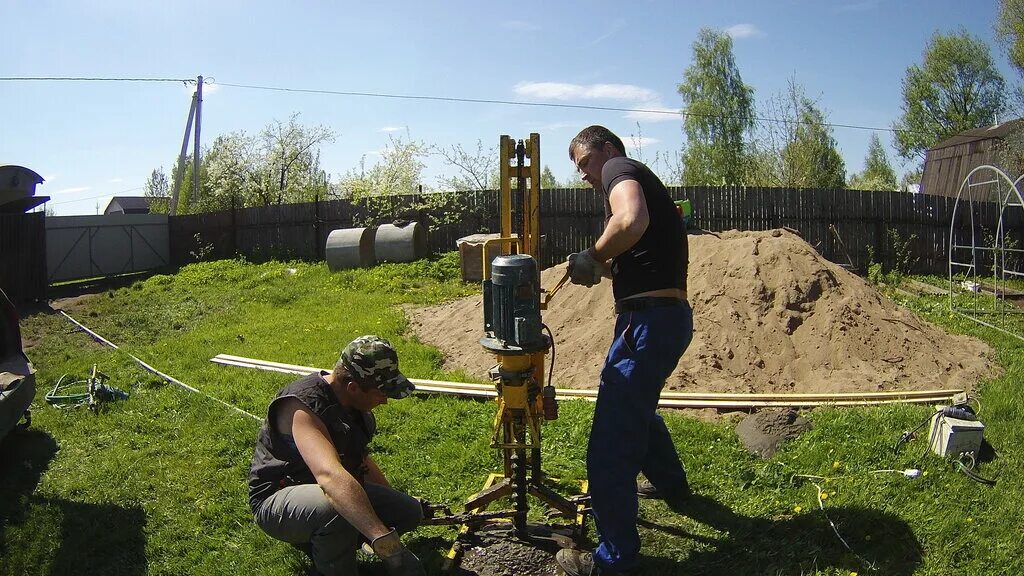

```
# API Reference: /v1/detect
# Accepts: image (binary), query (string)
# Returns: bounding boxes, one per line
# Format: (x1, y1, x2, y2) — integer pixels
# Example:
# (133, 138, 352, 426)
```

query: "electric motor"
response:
(481, 254, 547, 353)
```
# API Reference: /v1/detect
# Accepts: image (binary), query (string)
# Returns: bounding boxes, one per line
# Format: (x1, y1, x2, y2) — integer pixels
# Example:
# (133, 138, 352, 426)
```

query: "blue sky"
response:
(1, 0, 1013, 215)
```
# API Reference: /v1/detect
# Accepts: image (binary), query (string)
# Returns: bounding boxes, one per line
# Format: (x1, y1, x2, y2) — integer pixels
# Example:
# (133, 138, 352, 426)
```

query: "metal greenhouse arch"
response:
(948, 165, 1024, 342)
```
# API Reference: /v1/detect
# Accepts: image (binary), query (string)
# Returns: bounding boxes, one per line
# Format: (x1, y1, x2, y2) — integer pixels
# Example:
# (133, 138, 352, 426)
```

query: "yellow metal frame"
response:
(491, 133, 541, 272)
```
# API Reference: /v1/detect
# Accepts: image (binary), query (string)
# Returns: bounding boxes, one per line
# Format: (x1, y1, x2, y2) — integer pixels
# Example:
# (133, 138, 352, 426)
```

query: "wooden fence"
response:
(0, 212, 47, 303)
(168, 187, 1024, 275)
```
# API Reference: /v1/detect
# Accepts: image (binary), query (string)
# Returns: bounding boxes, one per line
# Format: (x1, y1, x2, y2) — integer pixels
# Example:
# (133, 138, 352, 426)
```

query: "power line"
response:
(214, 80, 904, 135)
(0, 76, 195, 83)
(0, 75, 906, 135)
(49, 186, 145, 205)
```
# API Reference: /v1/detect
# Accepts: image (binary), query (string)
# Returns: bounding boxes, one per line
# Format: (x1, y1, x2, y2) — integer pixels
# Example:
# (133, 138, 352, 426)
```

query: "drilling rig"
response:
(427, 134, 584, 568)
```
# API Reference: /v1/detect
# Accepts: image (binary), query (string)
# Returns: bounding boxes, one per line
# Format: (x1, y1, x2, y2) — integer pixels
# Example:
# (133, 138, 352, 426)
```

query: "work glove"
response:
(567, 248, 603, 287)
(370, 529, 426, 576)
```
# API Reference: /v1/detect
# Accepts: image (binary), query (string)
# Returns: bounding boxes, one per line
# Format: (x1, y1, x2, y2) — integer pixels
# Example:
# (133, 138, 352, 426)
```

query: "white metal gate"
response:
(46, 214, 169, 283)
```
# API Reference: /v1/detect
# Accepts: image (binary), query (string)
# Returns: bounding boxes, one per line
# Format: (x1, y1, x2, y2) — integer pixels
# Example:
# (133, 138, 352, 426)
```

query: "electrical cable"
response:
(542, 323, 555, 388)
(954, 452, 997, 486)
(213, 80, 907, 135)
(791, 474, 879, 572)
(48, 186, 146, 206)
(0, 76, 195, 83)
(1, 75, 929, 136)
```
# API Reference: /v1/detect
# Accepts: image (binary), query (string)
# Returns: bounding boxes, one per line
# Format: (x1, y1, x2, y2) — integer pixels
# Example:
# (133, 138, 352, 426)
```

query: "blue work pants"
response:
(588, 301, 693, 572)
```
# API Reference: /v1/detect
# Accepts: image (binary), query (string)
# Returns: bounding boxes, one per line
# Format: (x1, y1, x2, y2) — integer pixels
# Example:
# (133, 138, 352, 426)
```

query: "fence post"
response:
(314, 194, 323, 261)
(231, 195, 238, 258)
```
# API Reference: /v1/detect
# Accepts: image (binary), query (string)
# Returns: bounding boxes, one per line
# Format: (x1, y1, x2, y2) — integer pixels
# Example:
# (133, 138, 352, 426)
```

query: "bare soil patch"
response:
(407, 229, 996, 396)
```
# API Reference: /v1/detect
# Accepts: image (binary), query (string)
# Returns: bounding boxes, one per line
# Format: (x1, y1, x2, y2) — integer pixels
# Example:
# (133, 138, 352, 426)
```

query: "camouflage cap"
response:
(340, 335, 415, 399)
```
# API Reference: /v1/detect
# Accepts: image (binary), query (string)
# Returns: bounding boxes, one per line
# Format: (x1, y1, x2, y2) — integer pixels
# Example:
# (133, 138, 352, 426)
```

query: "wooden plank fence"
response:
(167, 187, 1024, 276)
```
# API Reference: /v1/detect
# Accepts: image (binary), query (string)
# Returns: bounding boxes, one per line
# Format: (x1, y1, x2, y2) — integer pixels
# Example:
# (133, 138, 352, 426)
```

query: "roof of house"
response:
(0, 165, 44, 185)
(105, 196, 160, 212)
(928, 118, 1024, 151)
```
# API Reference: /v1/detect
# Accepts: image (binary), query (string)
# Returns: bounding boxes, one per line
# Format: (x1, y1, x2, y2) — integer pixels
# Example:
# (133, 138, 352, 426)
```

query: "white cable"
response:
(58, 310, 260, 422)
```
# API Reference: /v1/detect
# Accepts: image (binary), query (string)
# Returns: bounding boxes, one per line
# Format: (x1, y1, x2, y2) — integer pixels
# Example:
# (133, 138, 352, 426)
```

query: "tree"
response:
(339, 133, 429, 198)
(678, 28, 755, 185)
(161, 114, 334, 214)
(781, 101, 845, 188)
(540, 166, 559, 189)
(259, 114, 334, 205)
(144, 167, 170, 213)
(893, 31, 1006, 162)
(997, 0, 1024, 77)
(901, 168, 923, 192)
(747, 79, 845, 188)
(848, 133, 899, 191)
(562, 172, 586, 188)
(435, 139, 498, 191)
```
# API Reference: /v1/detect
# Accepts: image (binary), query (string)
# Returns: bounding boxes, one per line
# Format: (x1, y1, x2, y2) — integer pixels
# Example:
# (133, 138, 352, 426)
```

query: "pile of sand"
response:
(406, 229, 995, 396)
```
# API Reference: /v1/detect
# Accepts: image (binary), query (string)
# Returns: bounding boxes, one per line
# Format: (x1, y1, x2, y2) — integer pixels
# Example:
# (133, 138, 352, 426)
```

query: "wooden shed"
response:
(920, 118, 1024, 197)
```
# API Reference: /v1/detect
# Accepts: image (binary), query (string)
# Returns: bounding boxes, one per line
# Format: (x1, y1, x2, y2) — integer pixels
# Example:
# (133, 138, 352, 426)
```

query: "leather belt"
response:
(614, 296, 685, 314)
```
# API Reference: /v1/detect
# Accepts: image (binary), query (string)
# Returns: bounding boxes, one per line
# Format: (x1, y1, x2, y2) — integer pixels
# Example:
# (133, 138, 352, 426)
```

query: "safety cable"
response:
(58, 310, 260, 421)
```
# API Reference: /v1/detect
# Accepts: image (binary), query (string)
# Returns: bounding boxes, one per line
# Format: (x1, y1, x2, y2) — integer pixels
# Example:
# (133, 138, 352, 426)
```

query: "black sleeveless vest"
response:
(247, 372, 376, 512)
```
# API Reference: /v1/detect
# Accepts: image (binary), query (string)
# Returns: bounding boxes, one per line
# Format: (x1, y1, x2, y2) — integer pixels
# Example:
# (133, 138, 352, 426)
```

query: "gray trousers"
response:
(254, 482, 423, 575)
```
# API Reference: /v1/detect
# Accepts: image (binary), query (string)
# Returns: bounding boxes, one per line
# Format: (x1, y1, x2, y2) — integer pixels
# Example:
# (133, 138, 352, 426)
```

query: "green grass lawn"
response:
(3, 255, 1022, 575)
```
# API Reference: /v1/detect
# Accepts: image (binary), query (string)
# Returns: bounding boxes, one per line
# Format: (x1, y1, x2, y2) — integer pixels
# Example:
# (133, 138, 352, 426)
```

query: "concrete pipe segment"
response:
(375, 221, 427, 263)
(325, 227, 377, 271)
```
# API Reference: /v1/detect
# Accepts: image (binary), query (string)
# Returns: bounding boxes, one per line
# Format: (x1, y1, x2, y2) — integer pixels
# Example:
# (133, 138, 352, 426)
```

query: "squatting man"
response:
(248, 335, 426, 576)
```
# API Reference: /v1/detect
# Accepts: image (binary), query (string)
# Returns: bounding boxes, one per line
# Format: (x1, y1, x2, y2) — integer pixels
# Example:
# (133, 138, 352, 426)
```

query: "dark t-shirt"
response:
(247, 371, 376, 513)
(600, 157, 688, 300)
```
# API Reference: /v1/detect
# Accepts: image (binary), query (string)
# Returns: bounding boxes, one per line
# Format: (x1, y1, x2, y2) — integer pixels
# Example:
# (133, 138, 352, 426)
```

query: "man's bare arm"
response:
(282, 398, 391, 540)
(593, 179, 649, 263)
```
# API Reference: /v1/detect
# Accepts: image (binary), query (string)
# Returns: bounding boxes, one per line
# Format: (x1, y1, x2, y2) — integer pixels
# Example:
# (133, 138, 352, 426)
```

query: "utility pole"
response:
(169, 76, 203, 216)
(169, 92, 197, 216)
(193, 75, 203, 203)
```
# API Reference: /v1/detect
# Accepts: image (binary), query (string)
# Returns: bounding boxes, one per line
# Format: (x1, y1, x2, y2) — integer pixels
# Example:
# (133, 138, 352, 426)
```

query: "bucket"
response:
(375, 221, 427, 263)
(325, 227, 376, 271)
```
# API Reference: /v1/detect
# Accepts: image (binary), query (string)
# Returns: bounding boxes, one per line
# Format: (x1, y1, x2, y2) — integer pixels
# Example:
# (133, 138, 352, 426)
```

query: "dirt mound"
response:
(406, 229, 995, 396)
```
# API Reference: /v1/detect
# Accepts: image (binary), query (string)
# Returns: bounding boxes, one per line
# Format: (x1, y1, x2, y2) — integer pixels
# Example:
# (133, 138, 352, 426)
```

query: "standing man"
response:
(556, 126, 693, 576)
(248, 335, 426, 576)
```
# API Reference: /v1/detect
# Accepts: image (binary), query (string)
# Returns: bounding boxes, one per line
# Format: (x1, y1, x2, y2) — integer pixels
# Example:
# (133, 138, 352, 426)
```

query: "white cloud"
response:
(625, 137, 660, 152)
(42, 174, 56, 183)
(515, 81, 679, 123)
(503, 20, 540, 32)
(108, 177, 123, 184)
(379, 126, 404, 133)
(836, 0, 879, 12)
(515, 81, 659, 102)
(725, 24, 763, 39)
(56, 186, 90, 194)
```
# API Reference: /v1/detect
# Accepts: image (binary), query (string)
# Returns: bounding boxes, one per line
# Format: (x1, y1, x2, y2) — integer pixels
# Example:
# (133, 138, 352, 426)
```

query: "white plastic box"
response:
(928, 411, 985, 457)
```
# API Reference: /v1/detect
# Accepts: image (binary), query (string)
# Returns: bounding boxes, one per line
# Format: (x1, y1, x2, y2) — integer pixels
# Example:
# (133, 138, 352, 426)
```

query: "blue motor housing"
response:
(481, 254, 547, 353)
